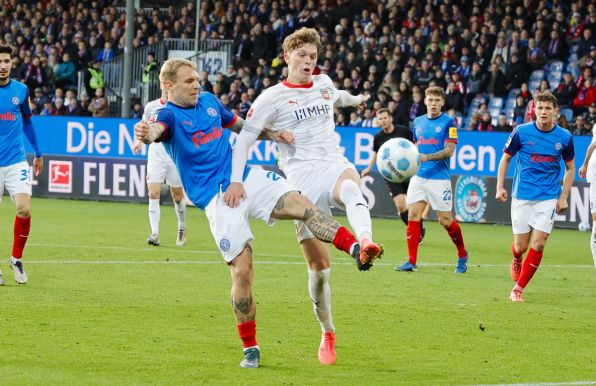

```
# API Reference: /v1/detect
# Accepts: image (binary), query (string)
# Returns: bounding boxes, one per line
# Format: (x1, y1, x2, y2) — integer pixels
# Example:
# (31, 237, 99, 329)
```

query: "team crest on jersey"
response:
(12, 97, 19, 105)
(320, 89, 331, 101)
(555, 143, 562, 150)
(207, 107, 218, 117)
(435, 126, 442, 133)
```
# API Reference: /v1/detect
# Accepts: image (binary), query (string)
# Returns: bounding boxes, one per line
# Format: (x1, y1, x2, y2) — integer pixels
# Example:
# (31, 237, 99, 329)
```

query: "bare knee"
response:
(171, 188, 184, 203)
(513, 240, 529, 254)
(16, 207, 31, 218)
(438, 213, 453, 227)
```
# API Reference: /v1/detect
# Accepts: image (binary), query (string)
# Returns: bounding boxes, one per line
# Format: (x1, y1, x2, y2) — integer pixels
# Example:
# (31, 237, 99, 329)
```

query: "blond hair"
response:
(534, 90, 558, 108)
(282, 27, 322, 54)
(424, 86, 445, 99)
(159, 58, 198, 83)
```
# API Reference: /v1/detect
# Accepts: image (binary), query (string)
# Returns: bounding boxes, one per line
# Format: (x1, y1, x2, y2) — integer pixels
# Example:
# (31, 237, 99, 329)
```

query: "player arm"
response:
(579, 142, 596, 178)
(22, 116, 42, 157)
(135, 109, 173, 144)
(421, 142, 455, 162)
(362, 151, 377, 176)
(561, 158, 575, 202)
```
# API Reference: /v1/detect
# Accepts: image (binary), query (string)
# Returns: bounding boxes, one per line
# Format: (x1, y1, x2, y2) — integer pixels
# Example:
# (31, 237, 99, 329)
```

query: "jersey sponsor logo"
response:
(207, 107, 218, 117)
(12, 97, 19, 105)
(455, 175, 487, 223)
(0, 112, 16, 121)
(530, 153, 557, 163)
(293, 103, 331, 121)
(148, 114, 158, 123)
(48, 160, 73, 193)
(247, 108, 254, 118)
(219, 238, 230, 252)
(320, 89, 331, 101)
(192, 126, 223, 148)
(416, 136, 439, 145)
(183, 120, 193, 126)
(288, 99, 298, 105)
(449, 127, 458, 139)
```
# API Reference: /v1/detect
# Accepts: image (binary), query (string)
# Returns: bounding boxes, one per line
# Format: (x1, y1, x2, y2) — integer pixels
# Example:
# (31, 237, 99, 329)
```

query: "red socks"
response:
(332, 226, 358, 254)
(237, 320, 257, 349)
(517, 248, 543, 289)
(406, 220, 421, 265)
(12, 215, 31, 259)
(445, 221, 467, 258)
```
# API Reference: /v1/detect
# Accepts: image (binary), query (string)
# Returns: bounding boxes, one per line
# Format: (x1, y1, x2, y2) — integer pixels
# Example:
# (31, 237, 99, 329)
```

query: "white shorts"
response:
(511, 198, 557, 234)
(146, 143, 182, 187)
(591, 184, 596, 214)
(0, 161, 32, 202)
(406, 176, 453, 211)
(285, 159, 355, 242)
(205, 168, 297, 262)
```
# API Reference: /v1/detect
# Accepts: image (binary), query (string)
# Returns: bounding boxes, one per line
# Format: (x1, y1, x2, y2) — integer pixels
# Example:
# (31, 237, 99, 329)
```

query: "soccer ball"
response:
(375, 138, 421, 183)
(578, 221, 591, 232)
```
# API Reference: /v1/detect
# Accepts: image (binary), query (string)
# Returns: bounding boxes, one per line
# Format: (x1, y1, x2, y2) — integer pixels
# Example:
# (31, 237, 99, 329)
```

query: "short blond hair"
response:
(282, 27, 322, 54)
(159, 58, 198, 83)
(424, 86, 445, 99)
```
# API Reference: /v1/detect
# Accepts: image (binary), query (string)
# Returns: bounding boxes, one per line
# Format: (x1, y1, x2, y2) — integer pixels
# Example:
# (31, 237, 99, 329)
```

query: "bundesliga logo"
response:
(48, 160, 73, 193)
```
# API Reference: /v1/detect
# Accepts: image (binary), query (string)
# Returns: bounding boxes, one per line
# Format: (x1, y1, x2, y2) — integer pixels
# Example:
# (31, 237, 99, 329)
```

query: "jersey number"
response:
(443, 190, 452, 202)
(266, 171, 281, 181)
(20, 169, 29, 181)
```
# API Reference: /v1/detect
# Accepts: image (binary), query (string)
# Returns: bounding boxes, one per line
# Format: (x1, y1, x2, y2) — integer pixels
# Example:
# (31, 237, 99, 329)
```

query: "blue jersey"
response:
(504, 122, 574, 200)
(412, 113, 458, 180)
(152, 92, 247, 209)
(0, 79, 41, 166)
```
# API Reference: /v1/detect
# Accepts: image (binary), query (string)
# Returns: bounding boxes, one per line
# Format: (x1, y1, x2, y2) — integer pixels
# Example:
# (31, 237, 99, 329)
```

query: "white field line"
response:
(0, 241, 593, 268)
(474, 382, 596, 386)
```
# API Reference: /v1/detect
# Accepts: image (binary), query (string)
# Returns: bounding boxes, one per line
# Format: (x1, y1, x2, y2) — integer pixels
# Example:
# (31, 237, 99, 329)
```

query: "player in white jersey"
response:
(578, 123, 596, 271)
(133, 89, 187, 246)
(224, 27, 383, 366)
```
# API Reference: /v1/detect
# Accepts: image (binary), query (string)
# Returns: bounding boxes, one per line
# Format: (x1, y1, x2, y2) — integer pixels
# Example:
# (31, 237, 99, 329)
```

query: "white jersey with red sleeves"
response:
(242, 74, 361, 167)
(143, 98, 171, 161)
(588, 126, 596, 183)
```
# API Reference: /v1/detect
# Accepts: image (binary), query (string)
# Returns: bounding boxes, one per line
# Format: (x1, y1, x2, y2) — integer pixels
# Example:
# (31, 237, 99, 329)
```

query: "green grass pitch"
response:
(0, 197, 595, 385)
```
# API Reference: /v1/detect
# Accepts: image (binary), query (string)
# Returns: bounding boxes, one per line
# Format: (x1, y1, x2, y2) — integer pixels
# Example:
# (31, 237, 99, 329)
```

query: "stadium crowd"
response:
(0, 0, 595, 135)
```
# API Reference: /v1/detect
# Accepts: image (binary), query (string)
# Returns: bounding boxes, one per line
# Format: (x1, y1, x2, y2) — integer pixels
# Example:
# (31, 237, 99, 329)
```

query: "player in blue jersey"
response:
(395, 86, 469, 273)
(496, 91, 575, 302)
(0, 43, 43, 286)
(134, 58, 364, 369)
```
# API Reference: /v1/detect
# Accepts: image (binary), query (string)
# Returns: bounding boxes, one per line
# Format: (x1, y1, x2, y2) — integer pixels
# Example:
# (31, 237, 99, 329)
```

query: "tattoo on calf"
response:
(234, 296, 253, 315)
(274, 192, 291, 211)
(302, 208, 340, 243)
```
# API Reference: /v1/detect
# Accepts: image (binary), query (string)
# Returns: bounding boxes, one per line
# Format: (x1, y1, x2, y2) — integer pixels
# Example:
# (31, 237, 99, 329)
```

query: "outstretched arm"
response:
(135, 121, 164, 144)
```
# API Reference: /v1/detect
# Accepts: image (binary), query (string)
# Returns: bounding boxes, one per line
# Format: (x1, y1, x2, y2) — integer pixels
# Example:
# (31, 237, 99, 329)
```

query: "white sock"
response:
(591, 222, 596, 272)
(308, 268, 335, 333)
(339, 180, 372, 242)
(174, 199, 186, 229)
(148, 198, 160, 235)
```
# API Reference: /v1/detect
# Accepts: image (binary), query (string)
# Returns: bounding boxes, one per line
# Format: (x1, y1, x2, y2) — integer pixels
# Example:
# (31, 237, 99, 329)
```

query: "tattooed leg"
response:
(229, 246, 256, 323)
(301, 208, 340, 243)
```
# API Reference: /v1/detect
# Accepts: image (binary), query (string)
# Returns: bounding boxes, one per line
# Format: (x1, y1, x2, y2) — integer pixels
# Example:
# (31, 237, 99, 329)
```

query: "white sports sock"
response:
(591, 222, 596, 271)
(339, 179, 372, 242)
(308, 268, 335, 333)
(148, 198, 160, 235)
(174, 199, 186, 229)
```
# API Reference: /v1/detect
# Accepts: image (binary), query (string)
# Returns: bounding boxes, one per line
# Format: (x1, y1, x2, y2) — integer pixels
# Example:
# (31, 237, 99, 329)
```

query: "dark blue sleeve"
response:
(562, 135, 575, 162)
(212, 94, 237, 128)
(152, 108, 176, 142)
(504, 128, 521, 156)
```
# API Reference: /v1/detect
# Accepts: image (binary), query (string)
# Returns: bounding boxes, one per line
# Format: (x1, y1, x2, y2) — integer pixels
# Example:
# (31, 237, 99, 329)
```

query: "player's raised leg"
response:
(11, 193, 31, 284)
(170, 186, 186, 246)
(146, 182, 161, 246)
(300, 239, 336, 365)
(332, 170, 381, 264)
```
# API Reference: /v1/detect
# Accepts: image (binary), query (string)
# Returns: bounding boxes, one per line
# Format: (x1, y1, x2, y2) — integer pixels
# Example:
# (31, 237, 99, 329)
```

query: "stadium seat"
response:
(560, 108, 573, 122)
(528, 79, 541, 92)
(488, 97, 503, 110)
(529, 70, 545, 82)
(548, 60, 564, 73)
(507, 88, 521, 100)
(547, 71, 562, 90)
(505, 96, 516, 110)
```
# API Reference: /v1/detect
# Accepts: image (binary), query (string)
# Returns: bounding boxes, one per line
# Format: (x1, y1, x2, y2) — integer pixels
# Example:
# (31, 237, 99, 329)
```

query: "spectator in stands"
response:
(468, 112, 481, 131)
(557, 115, 571, 130)
(527, 38, 547, 70)
(486, 62, 506, 98)
(336, 112, 347, 127)
(130, 102, 143, 119)
(579, 46, 596, 75)
(466, 62, 487, 104)
(545, 29, 568, 61)
(88, 87, 108, 118)
(22, 56, 46, 94)
(555, 72, 578, 106)
(40, 101, 54, 116)
(74, 37, 93, 71)
(572, 115, 591, 135)
(444, 81, 465, 114)
(53, 53, 76, 89)
(584, 103, 596, 128)
(52, 97, 67, 116)
(348, 111, 363, 127)
(494, 114, 513, 132)
(361, 109, 376, 127)
(573, 78, 596, 114)
(199, 70, 213, 93)
(519, 82, 532, 105)
(96, 41, 115, 63)
(238, 93, 251, 119)
(142, 52, 159, 85)
(67, 97, 83, 116)
(505, 53, 527, 91)
(32, 87, 46, 107)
